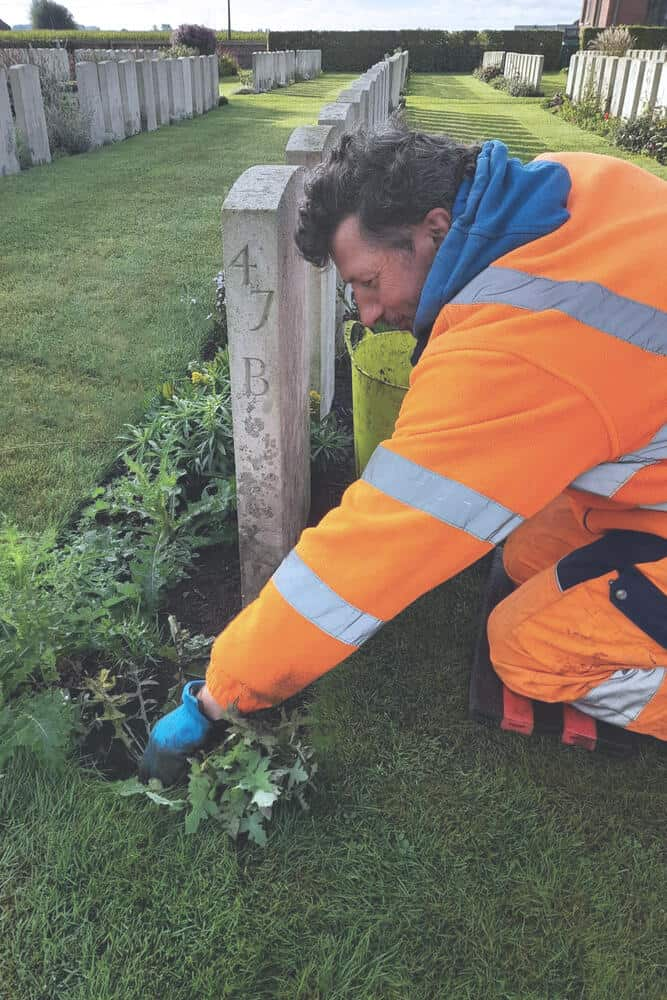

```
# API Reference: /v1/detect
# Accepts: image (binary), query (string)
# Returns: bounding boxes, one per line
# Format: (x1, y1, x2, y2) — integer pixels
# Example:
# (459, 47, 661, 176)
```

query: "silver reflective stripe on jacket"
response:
(273, 549, 383, 648)
(573, 667, 665, 727)
(452, 265, 667, 513)
(450, 265, 667, 357)
(272, 446, 525, 645)
(363, 445, 524, 544)
(572, 423, 667, 509)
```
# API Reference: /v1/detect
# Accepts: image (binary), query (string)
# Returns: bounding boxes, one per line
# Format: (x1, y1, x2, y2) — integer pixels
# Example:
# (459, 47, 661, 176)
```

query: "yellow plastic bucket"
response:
(344, 321, 416, 476)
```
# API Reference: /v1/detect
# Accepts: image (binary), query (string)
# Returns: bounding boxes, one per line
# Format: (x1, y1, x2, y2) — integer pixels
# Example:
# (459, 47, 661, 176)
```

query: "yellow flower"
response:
(309, 390, 321, 402)
(191, 371, 206, 385)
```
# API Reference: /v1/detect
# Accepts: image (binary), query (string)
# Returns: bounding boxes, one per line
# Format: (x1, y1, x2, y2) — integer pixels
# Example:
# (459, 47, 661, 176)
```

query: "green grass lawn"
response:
(1, 73, 666, 999)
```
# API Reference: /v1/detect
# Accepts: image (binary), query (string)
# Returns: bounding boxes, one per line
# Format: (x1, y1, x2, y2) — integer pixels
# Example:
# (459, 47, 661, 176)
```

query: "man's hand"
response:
(139, 680, 213, 786)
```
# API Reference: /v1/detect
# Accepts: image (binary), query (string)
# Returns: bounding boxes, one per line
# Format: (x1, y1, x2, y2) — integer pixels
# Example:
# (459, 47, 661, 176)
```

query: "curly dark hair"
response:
(295, 124, 482, 268)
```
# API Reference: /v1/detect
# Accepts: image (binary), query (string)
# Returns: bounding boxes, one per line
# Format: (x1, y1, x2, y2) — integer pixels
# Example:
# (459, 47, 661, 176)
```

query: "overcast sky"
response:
(4, 1, 583, 32)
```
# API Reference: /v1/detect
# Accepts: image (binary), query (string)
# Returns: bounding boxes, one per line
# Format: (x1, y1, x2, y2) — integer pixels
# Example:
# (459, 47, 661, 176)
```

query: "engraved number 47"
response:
(229, 244, 274, 331)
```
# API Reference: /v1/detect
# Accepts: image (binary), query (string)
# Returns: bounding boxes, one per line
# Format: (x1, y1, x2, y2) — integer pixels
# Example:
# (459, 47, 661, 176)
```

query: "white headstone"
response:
(135, 59, 157, 131)
(319, 102, 356, 131)
(285, 124, 342, 416)
(97, 60, 125, 140)
(222, 165, 310, 604)
(0, 68, 20, 175)
(208, 54, 219, 108)
(610, 58, 633, 117)
(75, 60, 105, 146)
(179, 57, 193, 118)
(638, 60, 663, 115)
(151, 59, 169, 125)
(622, 58, 646, 119)
(168, 58, 186, 121)
(9, 63, 51, 164)
(118, 60, 141, 136)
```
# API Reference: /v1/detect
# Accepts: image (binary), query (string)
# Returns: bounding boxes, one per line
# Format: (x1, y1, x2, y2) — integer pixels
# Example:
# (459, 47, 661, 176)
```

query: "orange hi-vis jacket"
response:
(205, 151, 667, 715)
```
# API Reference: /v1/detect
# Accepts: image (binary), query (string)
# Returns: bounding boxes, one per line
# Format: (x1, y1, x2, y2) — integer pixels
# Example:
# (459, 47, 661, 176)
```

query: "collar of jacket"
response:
(410, 139, 572, 366)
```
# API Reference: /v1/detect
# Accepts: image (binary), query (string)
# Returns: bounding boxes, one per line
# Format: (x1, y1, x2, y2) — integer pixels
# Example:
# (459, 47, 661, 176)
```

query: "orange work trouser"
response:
(487, 494, 667, 741)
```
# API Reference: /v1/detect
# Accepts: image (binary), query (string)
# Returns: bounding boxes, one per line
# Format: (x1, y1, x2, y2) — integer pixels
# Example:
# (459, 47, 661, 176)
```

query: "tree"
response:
(30, 0, 77, 29)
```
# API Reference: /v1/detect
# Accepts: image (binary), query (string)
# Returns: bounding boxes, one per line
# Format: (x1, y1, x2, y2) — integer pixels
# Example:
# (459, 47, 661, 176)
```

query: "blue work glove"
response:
(139, 680, 213, 786)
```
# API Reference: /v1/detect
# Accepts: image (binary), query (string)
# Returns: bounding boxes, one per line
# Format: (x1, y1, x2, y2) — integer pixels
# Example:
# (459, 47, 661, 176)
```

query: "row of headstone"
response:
(482, 51, 506, 71)
(253, 50, 322, 92)
(77, 48, 163, 65)
(566, 51, 666, 119)
(627, 49, 667, 61)
(502, 52, 544, 90)
(221, 50, 409, 603)
(1, 53, 220, 175)
(77, 54, 220, 145)
(2, 47, 70, 81)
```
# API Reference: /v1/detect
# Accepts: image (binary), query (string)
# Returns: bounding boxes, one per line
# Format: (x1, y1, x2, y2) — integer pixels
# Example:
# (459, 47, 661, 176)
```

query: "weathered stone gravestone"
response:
(97, 60, 125, 141)
(151, 59, 170, 125)
(0, 68, 20, 175)
(318, 102, 357, 130)
(135, 59, 158, 132)
(75, 60, 106, 146)
(285, 123, 341, 418)
(222, 166, 310, 604)
(8, 64, 51, 165)
(118, 60, 141, 136)
(179, 57, 193, 117)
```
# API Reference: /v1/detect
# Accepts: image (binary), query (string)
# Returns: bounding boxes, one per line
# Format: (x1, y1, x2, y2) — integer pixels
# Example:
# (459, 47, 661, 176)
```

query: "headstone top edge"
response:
(222, 164, 302, 212)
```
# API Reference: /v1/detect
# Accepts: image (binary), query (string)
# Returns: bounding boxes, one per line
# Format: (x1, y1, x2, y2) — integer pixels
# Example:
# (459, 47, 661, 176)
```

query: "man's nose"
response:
(358, 299, 383, 327)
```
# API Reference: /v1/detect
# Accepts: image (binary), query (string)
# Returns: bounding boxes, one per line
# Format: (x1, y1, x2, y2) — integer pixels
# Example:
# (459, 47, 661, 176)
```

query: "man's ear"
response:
(424, 207, 451, 244)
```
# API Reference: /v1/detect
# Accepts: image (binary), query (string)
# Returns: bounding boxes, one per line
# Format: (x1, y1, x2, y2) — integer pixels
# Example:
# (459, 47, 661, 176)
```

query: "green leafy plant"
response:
(615, 111, 667, 164)
(473, 65, 501, 83)
(217, 48, 240, 77)
(158, 44, 198, 60)
(490, 74, 541, 97)
(117, 705, 318, 845)
(309, 393, 353, 471)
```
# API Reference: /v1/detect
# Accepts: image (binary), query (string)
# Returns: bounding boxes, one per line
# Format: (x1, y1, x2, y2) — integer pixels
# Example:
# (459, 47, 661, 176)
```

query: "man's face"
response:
(331, 210, 450, 331)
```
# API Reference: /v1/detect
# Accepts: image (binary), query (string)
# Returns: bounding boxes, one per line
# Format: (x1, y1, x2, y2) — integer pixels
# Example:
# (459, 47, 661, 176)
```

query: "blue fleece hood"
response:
(411, 140, 571, 364)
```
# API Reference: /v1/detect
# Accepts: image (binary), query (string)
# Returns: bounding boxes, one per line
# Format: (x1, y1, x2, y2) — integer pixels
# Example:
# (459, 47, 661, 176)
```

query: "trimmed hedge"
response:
(268, 29, 563, 72)
(0, 29, 266, 49)
(580, 25, 667, 50)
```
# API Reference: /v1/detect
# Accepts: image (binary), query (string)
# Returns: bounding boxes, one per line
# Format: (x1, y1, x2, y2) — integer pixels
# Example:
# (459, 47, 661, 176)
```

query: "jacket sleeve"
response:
(205, 344, 612, 712)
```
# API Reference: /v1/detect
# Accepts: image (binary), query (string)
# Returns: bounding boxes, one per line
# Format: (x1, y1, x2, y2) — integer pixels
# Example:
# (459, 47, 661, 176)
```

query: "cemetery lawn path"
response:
(0, 74, 356, 532)
(0, 74, 665, 1000)
(405, 72, 667, 181)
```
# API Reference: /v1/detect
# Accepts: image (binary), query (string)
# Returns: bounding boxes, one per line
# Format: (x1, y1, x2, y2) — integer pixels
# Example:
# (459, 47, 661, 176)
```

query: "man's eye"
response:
(360, 279, 375, 289)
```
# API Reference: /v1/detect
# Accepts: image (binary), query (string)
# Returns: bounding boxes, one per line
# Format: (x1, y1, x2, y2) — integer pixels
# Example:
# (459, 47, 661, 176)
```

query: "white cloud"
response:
(4, 0, 581, 31)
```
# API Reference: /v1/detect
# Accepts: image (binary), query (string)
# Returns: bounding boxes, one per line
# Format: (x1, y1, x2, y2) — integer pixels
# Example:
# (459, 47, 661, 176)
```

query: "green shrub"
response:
(171, 23, 217, 55)
(615, 112, 667, 164)
(158, 44, 198, 60)
(472, 65, 501, 83)
(490, 74, 540, 97)
(41, 73, 91, 155)
(217, 47, 240, 76)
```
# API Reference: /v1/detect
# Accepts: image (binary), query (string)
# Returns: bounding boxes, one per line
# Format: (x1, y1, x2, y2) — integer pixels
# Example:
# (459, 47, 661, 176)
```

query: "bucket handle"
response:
(344, 320, 371, 356)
